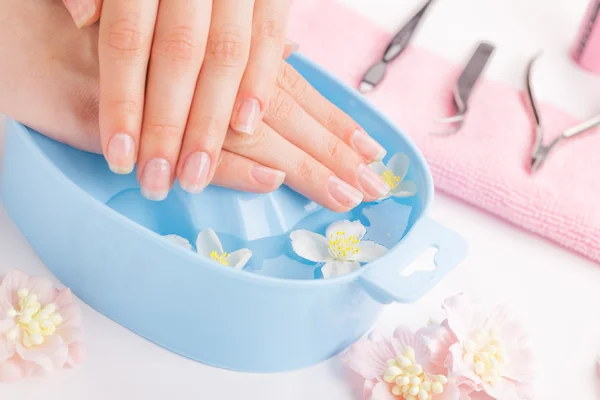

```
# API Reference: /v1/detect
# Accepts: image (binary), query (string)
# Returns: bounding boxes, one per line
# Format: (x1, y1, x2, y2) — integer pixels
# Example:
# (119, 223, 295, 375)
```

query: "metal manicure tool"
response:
(358, 0, 436, 93)
(525, 54, 600, 173)
(431, 42, 496, 136)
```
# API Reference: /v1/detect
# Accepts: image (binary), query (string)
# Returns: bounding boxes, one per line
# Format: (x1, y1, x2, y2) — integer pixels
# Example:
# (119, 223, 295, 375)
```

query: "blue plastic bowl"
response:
(0, 53, 466, 372)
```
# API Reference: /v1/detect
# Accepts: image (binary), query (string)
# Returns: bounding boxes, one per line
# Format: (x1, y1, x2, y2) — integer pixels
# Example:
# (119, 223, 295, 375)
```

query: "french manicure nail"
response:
(352, 129, 386, 161)
(233, 99, 261, 135)
(285, 39, 300, 53)
(140, 158, 171, 201)
(357, 164, 390, 198)
(62, 0, 96, 28)
(179, 152, 210, 194)
(327, 176, 363, 208)
(251, 165, 286, 187)
(106, 133, 135, 174)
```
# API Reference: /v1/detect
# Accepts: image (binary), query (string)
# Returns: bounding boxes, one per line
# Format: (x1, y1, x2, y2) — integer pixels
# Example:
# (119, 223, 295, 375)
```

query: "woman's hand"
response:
(62, 0, 293, 201)
(0, 1, 390, 212)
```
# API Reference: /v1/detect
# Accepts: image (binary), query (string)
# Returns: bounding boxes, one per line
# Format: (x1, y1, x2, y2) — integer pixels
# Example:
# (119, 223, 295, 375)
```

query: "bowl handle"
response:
(358, 217, 467, 304)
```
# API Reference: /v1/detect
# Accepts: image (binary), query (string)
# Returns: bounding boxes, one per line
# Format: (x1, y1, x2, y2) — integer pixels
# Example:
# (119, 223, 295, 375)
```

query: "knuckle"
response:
(267, 90, 293, 121)
(277, 62, 307, 100)
(256, 19, 283, 41)
(144, 120, 182, 141)
(106, 17, 144, 56)
(205, 24, 248, 67)
(291, 157, 320, 185)
(155, 26, 198, 64)
(188, 114, 228, 150)
(323, 137, 345, 165)
(107, 98, 143, 116)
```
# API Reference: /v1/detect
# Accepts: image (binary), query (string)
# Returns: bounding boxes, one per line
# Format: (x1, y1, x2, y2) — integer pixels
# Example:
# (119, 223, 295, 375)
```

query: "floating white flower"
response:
(290, 220, 387, 278)
(164, 229, 252, 270)
(369, 152, 417, 201)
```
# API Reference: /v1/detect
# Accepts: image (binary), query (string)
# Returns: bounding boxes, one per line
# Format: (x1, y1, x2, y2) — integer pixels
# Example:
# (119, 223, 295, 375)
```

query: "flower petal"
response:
(391, 180, 417, 197)
(0, 355, 35, 382)
(415, 323, 456, 374)
(290, 230, 331, 262)
(481, 378, 521, 400)
(195, 229, 223, 257)
(392, 326, 416, 349)
(66, 342, 86, 368)
(321, 260, 361, 278)
(228, 249, 252, 270)
(443, 294, 485, 343)
(16, 334, 68, 371)
(326, 220, 366, 241)
(368, 161, 388, 176)
(352, 241, 388, 262)
(0, 270, 30, 309)
(370, 381, 396, 400)
(26, 276, 57, 305)
(386, 152, 410, 181)
(164, 234, 192, 250)
(344, 336, 399, 380)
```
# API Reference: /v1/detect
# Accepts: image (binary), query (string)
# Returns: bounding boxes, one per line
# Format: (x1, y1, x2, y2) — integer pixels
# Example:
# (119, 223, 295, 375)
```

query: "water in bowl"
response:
(106, 187, 415, 280)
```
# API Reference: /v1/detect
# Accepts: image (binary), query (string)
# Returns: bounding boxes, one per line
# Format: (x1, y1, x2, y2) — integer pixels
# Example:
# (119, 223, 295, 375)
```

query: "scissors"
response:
(525, 54, 600, 173)
(358, 0, 436, 93)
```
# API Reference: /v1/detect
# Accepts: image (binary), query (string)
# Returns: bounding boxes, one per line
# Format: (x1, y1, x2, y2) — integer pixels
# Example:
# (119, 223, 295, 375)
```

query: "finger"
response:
(264, 87, 390, 201)
(176, 0, 254, 194)
(98, 0, 158, 175)
(224, 123, 364, 212)
(63, 0, 103, 28)
(211, 151, 285, 193)
(136, 1, 211, 201)
(277, 61, 387, 163)
(229, 0, 291, 135)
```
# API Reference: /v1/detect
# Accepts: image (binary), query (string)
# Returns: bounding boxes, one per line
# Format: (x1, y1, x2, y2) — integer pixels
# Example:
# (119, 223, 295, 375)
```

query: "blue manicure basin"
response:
(0, 53, 467, 372)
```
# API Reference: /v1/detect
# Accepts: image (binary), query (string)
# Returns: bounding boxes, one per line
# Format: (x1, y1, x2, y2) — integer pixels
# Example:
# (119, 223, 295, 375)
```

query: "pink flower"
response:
(441, 294, 534, 400)
(344, 326, 459, 400)
(0, 270, 85, 382)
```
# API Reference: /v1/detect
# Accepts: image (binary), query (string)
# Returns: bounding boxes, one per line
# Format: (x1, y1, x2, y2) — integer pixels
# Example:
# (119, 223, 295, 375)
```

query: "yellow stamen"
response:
(210, 250, 230, 266)
(328, 230, 360, 260)
(381, 170, 401, 190)
(6, 288, 62, 348)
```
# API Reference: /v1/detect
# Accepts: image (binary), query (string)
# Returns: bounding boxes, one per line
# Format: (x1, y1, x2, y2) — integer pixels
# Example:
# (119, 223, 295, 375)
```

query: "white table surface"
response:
(2, 0, 600, 398)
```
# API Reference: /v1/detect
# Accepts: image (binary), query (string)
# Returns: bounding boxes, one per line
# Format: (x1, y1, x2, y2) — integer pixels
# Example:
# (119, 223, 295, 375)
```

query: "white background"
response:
(2, 0, 600, 399)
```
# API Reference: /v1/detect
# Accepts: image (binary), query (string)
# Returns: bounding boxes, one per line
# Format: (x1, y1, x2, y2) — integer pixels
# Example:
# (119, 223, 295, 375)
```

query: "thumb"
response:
(62, 0, 103, 28)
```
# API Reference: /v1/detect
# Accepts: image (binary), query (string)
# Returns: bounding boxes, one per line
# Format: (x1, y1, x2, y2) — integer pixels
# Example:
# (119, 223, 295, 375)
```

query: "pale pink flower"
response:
(0, 270, 85, 382)
(441, 294, 534, 400)
(344, 326, 460, 400)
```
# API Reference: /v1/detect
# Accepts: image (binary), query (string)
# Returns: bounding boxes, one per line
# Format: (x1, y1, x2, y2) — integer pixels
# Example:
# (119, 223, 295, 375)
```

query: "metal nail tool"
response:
(431, 42, 496, 136)
(358, 0, 436, 93)
(525, 54, 600, 173)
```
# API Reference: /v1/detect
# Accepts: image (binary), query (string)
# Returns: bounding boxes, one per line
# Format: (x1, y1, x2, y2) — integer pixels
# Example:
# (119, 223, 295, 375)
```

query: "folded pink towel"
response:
(288, 0, 600, 263)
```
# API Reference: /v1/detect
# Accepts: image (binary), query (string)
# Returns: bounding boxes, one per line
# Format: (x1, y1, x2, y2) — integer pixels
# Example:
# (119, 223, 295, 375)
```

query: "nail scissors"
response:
(358, 0, 436, 93)
(431, 42, 496, 136)
(525, 54, 600, 173)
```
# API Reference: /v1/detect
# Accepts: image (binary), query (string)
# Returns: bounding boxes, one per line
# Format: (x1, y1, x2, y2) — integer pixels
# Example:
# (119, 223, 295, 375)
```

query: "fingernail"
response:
(140, 158, 171, 201)
(106, 133, 135, 174)
(179, 152, 210, 194)
(352, 129, 386, 161)
(233, 99, 261, 135)
(285, 39, 300, 53)
(62, 0, 96, 28)
(251, 165, 286, 187)
(327, 176, 363, 209)
(357, 164, 390, 198)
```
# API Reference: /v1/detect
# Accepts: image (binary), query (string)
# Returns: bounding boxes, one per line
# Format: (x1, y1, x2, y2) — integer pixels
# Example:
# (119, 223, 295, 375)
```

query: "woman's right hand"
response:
(0, 1, 391, 212)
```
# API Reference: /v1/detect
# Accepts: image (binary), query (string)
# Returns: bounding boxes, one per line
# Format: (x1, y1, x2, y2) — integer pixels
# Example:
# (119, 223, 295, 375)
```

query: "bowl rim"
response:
(8, 52, 434, 288)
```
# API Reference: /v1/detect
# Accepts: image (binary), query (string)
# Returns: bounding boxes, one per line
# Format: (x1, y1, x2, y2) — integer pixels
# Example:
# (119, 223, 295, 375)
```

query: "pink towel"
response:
(288, 0, 600, 263)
